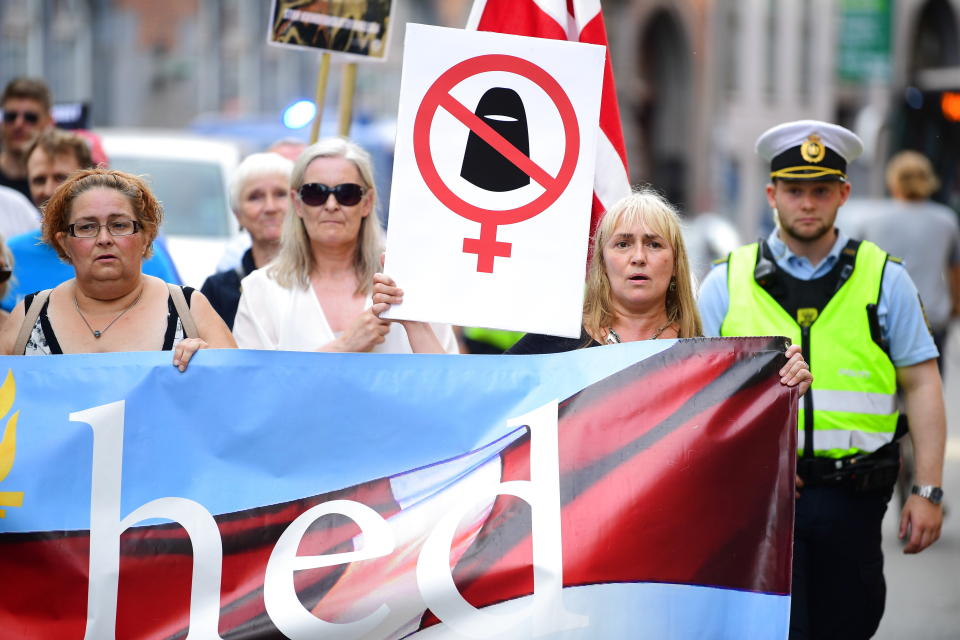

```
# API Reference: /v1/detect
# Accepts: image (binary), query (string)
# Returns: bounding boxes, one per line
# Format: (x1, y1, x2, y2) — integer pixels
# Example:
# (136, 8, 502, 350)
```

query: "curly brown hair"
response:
(42, 168, 162, 263)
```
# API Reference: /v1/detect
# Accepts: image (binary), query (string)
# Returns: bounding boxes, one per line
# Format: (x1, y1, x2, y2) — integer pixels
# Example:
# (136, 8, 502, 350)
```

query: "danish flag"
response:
(467, 0, 632, 244)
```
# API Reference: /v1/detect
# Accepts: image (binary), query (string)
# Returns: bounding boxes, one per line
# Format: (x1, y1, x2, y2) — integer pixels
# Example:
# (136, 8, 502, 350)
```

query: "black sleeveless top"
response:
(21, 287, 195, 355)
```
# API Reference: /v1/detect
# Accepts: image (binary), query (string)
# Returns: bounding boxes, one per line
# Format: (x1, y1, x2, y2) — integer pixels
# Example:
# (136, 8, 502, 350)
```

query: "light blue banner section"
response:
(411, 583, 790, 639)
(0, 342, 675, 534)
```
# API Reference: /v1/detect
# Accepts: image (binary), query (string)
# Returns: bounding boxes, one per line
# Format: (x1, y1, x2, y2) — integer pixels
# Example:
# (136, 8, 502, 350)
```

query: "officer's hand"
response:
(795, 474, 804, 499)
(899, 494, 943, 554)
(781, 344, 812, 395)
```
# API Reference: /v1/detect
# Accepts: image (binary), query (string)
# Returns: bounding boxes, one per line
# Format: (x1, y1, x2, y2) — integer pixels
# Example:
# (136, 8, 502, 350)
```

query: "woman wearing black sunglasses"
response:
(232, 138, 458, 354)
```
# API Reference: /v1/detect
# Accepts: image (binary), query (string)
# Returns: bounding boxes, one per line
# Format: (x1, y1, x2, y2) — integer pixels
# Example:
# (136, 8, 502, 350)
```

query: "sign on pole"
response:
(383, 24, 605, 338)
(267, 0, 395, 61)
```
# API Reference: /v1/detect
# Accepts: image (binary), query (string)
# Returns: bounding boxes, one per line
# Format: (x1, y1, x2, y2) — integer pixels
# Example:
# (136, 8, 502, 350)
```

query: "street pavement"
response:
(875, 328, 960, 639)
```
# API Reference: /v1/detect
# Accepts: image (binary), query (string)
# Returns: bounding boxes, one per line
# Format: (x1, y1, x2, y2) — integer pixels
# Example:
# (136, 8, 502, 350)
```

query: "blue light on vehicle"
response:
(283, 100, 316, 129)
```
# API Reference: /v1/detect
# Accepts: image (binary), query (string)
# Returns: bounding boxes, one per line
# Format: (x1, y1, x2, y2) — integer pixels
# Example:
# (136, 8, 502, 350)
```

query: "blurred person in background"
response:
(683, 210, 742, 282)
(233, 138, 458, 353)
(0, 168, 234, 368)
(201, 152, 293, 329)
(214, 138, 309, 274)
(0, 184, 39, 239)
(0, 77, 53, 200)
(846, 150, 960, 374)
(0, 232, 13, 322)
(267, 137, 307, 162)
(2, 128, 181, 311)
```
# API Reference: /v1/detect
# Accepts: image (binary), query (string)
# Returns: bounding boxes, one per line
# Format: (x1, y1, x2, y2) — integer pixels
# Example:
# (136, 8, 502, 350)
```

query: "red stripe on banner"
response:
(422, 339, 795, 628)
(0, 479, 403, 638)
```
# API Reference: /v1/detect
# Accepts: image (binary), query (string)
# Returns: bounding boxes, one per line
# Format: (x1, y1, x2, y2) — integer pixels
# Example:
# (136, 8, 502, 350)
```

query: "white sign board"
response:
(383, 23, 604, 338)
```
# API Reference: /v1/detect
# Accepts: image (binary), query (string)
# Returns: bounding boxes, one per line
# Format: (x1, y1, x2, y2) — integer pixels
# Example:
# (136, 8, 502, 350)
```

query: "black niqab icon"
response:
(460, 87, 530, 192)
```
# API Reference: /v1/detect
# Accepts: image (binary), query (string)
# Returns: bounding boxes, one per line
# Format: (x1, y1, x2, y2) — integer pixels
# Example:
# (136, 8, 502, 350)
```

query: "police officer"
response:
(698, 120, 946, 640)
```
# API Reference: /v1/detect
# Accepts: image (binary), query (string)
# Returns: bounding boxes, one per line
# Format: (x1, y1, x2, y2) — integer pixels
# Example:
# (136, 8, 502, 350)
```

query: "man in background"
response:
(842, 150, 960, 374)
(2, 128, 180, 310)
(0, 77, 53, 200)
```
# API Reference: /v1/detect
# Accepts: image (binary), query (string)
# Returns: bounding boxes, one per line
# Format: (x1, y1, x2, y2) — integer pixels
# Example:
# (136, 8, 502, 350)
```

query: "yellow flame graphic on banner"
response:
(0, 370, 23, 517)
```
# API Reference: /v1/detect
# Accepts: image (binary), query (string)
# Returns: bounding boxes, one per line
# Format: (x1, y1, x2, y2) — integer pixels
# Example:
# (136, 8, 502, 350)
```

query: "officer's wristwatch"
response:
(911, 485, 944, 505)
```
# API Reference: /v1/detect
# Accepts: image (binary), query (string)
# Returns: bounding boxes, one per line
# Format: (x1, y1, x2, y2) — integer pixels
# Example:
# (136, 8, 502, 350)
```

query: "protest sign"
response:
(382, 24, 605, 338)
(0, 338, 795, 638)
(268, 0, 394, 61)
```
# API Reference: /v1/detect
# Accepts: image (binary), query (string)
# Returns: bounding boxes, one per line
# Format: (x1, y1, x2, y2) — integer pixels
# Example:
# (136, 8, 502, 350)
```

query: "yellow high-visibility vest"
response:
(721, 240, 898, 458)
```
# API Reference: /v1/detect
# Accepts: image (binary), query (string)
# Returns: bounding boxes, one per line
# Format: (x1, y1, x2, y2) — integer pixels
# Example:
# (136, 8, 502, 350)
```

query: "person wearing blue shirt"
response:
(2, 128, 180, 311)
(2, 229, 179, 311)
(697, 120, 946, 640)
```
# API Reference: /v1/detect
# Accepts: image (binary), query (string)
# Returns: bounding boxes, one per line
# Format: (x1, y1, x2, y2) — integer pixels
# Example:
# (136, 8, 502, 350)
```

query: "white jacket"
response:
(233, 267, 458, 353)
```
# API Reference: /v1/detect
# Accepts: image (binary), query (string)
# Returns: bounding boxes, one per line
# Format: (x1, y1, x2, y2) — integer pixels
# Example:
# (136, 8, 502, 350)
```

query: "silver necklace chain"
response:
(606, 322, 671, 345)
(73, 287, 144, 339)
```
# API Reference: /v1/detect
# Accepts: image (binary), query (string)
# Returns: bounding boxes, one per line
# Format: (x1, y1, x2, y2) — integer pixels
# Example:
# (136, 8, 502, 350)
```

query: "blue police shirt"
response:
(697, 229, 938, 368)
(2, 230, 181, 311)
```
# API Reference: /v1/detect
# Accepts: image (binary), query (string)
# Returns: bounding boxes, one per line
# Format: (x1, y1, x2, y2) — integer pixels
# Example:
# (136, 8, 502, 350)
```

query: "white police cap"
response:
(756, 120, 863, 181)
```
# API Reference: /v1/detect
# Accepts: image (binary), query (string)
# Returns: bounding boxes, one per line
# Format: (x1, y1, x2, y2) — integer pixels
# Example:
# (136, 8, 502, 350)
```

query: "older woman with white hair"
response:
(201, 152, 293, 329)
(233, 138, 458, 353)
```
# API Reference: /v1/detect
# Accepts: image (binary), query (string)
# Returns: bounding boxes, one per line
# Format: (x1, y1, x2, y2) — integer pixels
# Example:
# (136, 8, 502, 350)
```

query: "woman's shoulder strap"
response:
(14, 289, 52, 355)
(167, 283, 199, 339)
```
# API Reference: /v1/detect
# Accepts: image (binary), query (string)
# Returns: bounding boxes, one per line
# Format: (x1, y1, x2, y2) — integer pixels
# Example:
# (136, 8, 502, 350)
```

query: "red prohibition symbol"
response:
(413, 54, 580, 273)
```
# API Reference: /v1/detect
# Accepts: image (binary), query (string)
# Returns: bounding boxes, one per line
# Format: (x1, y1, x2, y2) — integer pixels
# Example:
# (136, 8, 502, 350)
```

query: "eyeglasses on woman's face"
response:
(298, 182, 367, 207)
(67, 219, 142, 238)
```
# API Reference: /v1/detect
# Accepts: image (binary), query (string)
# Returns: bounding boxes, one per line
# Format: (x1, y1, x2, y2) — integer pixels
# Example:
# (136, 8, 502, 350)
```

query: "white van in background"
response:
(97, 129, 243, 288)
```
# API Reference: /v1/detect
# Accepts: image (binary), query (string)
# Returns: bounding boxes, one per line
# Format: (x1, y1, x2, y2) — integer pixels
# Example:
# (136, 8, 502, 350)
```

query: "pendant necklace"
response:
(606, 321, 671, 344)
(74, 287, 144, 339)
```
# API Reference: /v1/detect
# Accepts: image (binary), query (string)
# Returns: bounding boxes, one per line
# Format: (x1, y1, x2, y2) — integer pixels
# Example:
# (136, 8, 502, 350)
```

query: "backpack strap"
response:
(167, 283, 199, 339)
(14, 289, 52, 355)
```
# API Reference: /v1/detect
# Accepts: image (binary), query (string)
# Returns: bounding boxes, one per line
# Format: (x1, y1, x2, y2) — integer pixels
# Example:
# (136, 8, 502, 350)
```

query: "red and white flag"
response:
(467, 0, 631, 241)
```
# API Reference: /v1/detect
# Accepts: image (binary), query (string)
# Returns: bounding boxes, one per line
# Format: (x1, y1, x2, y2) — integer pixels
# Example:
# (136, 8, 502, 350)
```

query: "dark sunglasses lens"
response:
(333, 184, 364, 206)
(300, 183, 365, 206)
(0, 269, 11, 283)
(299, 183, 330, 206)
(2, 111, 39, 124)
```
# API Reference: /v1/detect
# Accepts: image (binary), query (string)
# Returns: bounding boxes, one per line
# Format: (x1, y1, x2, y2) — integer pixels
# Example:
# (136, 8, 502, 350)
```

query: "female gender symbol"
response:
(413, 54, 580, 273)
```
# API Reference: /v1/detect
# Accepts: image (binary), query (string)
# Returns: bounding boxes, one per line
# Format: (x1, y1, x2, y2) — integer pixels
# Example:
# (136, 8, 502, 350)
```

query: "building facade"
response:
(2, 0, 958, 235)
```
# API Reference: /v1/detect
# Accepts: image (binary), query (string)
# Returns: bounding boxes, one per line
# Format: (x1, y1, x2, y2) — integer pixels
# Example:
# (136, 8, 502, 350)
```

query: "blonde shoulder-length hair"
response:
(583, 188, 702, 340)
(268, 137, 383, 293)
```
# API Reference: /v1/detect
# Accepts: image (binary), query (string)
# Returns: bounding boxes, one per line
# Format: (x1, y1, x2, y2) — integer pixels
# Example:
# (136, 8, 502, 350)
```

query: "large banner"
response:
(0, 338, 796, 639)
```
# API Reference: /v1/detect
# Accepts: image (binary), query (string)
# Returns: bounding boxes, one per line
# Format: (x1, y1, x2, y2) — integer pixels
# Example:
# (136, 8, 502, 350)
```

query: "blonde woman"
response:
(507, 189, 810, 391)
(233, 138, 458, 353)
